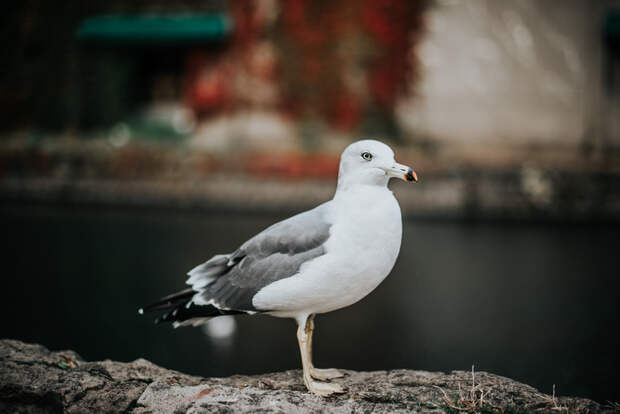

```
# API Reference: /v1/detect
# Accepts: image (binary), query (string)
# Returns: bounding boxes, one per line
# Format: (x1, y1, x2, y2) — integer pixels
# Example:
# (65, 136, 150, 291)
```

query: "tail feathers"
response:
(138, 288, 194, 314)
(172, 317, 213, 328)
(154, 303, 244, 325)
(139, 288, 246, 327)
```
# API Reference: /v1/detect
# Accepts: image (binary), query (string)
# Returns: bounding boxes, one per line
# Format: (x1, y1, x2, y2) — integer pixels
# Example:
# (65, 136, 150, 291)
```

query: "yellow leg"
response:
(305, 315, 346, 381)
(296, 316, 345, 396)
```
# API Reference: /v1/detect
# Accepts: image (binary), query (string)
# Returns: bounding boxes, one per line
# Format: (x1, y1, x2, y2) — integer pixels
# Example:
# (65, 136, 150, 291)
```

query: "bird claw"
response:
(310, 368, 345, 381)
(305, 379, 346, 397)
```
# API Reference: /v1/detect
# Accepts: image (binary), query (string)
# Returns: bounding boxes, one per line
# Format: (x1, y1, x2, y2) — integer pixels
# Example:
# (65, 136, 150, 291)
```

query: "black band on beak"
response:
(406, 168, 418, 182)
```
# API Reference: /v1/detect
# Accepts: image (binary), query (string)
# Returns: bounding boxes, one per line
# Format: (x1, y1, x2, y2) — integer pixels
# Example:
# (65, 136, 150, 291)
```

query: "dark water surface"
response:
(2, 204, 619, 403)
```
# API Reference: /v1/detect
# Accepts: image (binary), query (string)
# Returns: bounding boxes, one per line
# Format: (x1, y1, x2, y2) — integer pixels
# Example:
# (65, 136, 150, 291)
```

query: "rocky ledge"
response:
(0, 339, 613, 413)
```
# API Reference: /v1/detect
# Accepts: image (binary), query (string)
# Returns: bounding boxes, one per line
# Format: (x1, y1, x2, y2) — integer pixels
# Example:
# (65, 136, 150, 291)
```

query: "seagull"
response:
(139, 139, 418, 396)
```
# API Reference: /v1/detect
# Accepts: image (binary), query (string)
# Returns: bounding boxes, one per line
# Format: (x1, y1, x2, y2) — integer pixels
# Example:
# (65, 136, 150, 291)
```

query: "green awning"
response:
(76, 14, 232, 44)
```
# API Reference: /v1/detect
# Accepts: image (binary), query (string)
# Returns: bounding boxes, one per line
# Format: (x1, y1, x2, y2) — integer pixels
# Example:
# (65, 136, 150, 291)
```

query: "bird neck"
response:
(336, 172, 389, 192)
(334, 179, 390, 201)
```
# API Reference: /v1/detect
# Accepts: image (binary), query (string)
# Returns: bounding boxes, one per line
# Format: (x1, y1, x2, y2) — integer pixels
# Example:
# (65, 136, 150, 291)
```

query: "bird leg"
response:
(297, 316, 345, 397)
(305, 315, 345, 381)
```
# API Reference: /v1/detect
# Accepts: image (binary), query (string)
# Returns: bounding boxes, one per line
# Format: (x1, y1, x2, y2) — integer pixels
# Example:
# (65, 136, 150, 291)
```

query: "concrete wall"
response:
(397, 0, 620, 151)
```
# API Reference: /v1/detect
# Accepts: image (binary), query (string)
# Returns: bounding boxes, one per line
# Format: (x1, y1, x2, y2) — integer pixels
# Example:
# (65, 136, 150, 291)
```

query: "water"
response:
(2, 203, 618, 403)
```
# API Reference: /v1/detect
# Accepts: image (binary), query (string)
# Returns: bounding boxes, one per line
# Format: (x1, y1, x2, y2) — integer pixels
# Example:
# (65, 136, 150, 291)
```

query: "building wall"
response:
(397, 0, 620, 151)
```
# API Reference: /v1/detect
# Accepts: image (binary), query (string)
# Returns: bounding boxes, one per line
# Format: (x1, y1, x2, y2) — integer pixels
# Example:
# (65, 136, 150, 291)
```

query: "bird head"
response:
(337, 139, 418, 189)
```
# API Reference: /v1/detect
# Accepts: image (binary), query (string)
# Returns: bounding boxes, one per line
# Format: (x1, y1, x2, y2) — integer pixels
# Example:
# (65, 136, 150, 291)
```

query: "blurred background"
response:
(2, 0, 619, 405)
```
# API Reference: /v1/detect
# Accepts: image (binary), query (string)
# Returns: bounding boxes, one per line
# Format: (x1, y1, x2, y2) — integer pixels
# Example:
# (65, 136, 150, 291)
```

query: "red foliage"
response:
(329, 93, 363, 131)
(245, 152, 339, 180)
(278, 0, 425, 130)
(183, 0, 426, 132)
(362, 0, 423, 110)
(184, 52, 232, 114)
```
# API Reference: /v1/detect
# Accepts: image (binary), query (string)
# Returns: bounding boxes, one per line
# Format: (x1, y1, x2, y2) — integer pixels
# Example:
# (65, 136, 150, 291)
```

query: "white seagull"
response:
(139, 139, 418, 396)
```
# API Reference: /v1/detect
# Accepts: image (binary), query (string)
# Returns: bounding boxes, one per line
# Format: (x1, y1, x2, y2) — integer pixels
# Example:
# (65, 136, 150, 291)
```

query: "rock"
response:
(0, 339, 200, 414)
(0, 339, 611, 413)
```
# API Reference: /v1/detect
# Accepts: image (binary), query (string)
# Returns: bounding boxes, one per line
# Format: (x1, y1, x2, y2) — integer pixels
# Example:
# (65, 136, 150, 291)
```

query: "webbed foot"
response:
(305, 378, 346, 397)
(310, 367, 345, 381)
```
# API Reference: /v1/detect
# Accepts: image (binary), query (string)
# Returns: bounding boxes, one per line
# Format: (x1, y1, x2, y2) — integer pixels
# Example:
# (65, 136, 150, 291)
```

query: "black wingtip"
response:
(139, 288, 195, 314)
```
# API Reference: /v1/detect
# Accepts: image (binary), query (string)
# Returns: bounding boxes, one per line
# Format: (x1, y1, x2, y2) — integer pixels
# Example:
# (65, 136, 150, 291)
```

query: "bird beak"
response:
(385, 162, 418, 183)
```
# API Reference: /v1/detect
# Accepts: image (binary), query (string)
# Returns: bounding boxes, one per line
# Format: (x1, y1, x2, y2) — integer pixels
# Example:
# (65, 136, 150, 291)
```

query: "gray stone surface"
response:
(0, 339, 612, 413)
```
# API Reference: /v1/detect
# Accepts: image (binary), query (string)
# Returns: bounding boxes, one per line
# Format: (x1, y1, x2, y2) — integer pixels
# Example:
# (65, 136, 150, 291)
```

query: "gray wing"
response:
(187, 202, 332, 312)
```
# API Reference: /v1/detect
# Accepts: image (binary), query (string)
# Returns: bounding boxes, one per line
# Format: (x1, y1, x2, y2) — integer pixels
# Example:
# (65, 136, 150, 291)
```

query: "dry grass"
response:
(541, 384, 568, 412)
(430, 366, 576, 414)
(432, 365, 498, 413)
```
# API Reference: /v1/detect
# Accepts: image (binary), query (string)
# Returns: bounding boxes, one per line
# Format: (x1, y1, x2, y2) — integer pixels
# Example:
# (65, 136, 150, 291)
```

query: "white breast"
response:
(252, 186, 403, 318)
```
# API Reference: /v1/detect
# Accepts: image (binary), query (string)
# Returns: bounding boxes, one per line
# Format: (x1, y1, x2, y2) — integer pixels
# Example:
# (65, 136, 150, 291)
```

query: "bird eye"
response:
(361, 152, 373, 161)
